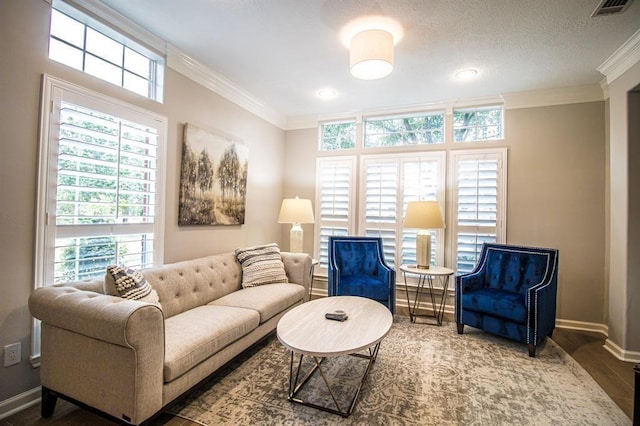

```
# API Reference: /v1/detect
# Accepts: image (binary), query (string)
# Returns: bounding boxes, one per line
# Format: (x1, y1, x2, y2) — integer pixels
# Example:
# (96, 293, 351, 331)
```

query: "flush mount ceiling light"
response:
(341, 16, 403, 81)
(350, 29, 394, 80)
(316, 88, 337, 99)
(455, 68, 479, 80)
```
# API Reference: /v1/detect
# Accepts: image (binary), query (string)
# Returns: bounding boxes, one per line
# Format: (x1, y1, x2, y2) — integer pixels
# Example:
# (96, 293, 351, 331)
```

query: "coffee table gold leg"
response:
(285, 342, 382, 417)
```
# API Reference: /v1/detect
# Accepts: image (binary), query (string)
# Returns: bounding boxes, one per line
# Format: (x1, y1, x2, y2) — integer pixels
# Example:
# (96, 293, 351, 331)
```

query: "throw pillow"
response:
(105, 265, 160, 305)
(235, 243, 289, 288)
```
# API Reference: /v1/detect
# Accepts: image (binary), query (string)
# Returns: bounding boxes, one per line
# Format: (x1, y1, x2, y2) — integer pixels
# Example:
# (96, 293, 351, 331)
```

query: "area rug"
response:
(166, 317, 630, 425)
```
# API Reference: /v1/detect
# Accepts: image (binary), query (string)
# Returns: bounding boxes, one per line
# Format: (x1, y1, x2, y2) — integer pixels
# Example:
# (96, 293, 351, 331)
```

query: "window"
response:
(360, 153, 445, 268)
(319, 120, 356, 150)
(49, 2, 164, 101)
(364, 112, 445, 147)
(35, 75, 166, 287)
(314, 157, 356, 269)
(453, 105, 503, 142)
(450, 149, 507, 273)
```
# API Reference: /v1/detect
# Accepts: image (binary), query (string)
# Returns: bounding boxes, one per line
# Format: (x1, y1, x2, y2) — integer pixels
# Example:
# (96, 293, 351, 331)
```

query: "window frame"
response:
(318, 119, 357, 151)
(358, 151, 447, 269)
(313, 156, 357, 272)
(363, 110, 446, 148)
(447, 148, 508, 272)
(31, 74, 168, 365)
(49, 0, 165, 102)
(453, 105, 504, 143)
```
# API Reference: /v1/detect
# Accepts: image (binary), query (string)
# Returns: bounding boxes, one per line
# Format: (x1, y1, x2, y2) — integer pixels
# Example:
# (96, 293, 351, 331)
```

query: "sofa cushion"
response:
(163, 305, 259, 382)
(105, 265, 160, 305)
(460, 288, 527, 323)
(235, 243, 289, 288)
(143, 253, 243, 319)
(208, 283, 304, 323)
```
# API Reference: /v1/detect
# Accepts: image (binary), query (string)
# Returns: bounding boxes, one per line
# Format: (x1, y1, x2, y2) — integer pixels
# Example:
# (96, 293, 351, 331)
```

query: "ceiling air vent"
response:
(591, 0, 633, 17)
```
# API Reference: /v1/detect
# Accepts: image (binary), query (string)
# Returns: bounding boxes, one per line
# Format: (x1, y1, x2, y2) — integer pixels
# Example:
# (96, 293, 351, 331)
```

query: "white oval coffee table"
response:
(277, 296, 393, 417)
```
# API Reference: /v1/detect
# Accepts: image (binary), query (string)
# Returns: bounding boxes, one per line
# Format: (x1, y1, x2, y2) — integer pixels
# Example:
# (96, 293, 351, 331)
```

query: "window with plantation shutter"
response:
(314, 157, 356, 270)
(450, 149, 506, 273)
(360, 153, 445, 269)
(36, 75, 166, 287)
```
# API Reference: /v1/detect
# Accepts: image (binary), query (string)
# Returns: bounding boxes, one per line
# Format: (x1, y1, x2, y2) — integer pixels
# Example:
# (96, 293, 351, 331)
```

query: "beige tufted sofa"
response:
(29, 251, 312, 425)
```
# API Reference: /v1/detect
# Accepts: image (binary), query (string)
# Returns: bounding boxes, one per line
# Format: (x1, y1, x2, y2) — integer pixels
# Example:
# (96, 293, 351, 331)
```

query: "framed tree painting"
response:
(179, 123, 249, 225)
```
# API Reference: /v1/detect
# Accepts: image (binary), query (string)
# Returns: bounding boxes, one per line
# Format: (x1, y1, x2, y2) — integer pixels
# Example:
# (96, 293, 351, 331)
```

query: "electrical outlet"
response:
(4, 342, 21, 367)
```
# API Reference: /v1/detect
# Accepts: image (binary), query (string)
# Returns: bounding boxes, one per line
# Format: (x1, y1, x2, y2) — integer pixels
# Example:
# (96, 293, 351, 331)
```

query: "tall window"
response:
(360, 153, 445, 268)
(314, 157, 356, 269)
(450, 149, 507, 273)
(49, 2, 164, 101)
(35, 75, 166, 287)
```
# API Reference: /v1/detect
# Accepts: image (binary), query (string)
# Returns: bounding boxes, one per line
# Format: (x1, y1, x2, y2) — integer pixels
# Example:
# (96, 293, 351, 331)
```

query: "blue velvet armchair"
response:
(455, 243, 559, 357)
(328, 236, 396, 313)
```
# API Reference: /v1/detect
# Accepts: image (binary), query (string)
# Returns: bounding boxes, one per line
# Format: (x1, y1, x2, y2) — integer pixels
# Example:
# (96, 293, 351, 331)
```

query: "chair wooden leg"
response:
(41, 387, 57, 418)
(528, 344, 536, 357)
(456, 323, 464, 334)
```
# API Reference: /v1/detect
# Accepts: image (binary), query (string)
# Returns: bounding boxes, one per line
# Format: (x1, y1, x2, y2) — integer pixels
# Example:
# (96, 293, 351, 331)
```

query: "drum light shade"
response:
(350, 29, 394, 80)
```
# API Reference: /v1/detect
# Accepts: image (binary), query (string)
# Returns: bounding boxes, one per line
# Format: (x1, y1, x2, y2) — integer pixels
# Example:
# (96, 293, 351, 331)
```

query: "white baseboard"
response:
(604, 338, 640, 363)
(555, 319, 609, 336)
(0, 386, 41, 420)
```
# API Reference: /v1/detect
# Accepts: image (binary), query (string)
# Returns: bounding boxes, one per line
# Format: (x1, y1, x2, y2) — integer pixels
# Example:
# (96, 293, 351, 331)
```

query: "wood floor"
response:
(2, 326, 635, 425)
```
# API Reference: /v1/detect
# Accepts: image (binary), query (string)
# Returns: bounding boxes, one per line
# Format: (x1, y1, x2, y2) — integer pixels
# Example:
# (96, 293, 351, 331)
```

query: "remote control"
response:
(325, 310, 348, 321)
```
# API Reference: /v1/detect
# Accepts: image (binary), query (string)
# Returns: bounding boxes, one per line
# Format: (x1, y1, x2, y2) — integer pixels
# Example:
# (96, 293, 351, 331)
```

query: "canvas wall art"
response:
(179, 123, 249, 225)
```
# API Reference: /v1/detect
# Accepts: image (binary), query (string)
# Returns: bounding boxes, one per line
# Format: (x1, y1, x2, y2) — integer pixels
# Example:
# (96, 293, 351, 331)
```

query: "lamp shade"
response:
(350, 29, 394, 80)
(277, 197, 315, 224)
(404, 201, 445, 230)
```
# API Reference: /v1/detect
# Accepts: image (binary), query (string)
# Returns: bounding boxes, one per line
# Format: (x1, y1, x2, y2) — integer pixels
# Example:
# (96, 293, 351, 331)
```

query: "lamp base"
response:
(290, 224, 303, 253)
(415, 231, 432, 269)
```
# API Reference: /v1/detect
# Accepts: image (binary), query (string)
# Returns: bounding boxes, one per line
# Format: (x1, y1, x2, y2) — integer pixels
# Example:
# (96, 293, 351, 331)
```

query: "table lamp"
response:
(404, 201, 445, 269)
(277, 197, 315, 253)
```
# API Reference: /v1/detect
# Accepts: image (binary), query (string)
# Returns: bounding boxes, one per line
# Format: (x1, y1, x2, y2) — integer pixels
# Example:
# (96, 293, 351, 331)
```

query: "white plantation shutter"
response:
(360, 153, 445, 268)
(36, 76, 166, 287)
(315, 157, 356, 269)
(450, 149, 506, 273)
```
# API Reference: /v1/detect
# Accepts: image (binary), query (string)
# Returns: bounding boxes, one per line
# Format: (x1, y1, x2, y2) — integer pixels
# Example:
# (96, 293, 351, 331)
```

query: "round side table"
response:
(399, 264, 454, 325)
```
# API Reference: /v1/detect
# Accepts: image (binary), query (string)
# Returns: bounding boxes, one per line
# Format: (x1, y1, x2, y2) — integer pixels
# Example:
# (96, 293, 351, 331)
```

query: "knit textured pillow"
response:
(235, 243, 289, 288)
(105, 265, 160, 305)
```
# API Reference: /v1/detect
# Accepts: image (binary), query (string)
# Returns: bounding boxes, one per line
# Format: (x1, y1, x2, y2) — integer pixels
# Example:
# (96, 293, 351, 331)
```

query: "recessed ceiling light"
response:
(455, 69, 479, 80)
(317, 88, 337, 99)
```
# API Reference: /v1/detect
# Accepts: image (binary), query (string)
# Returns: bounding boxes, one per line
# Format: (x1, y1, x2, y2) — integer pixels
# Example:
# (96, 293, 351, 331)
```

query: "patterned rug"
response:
(166, 317, 630, 425)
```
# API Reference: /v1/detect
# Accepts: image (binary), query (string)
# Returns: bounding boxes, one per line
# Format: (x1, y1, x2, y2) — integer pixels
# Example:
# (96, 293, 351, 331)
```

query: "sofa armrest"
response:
(29, 286, 165, 424)
(281, 252, 312, 300)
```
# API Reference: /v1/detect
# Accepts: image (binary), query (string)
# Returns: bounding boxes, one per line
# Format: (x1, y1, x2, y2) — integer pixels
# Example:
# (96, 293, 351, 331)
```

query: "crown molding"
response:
(286, 85, 604, 130)
(166, 44, 286, 129)
(64, 0, 166, 54)
(597, 28, 640, 85)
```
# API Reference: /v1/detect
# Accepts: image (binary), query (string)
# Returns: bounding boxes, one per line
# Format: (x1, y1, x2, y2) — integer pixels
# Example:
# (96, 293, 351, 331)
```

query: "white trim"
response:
(555, 318, 608, 335)
(166, 44, 287, 129)
(285, 85, 604, 130)
(604, 337, 640, 363)
(56, 0, 166, 55)
(0, 387, 41, 420)
(597, 28, 640, 85)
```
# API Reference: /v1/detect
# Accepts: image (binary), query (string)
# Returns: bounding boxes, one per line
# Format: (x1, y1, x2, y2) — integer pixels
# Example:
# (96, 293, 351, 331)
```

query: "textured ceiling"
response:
(98, 0, 640, 121)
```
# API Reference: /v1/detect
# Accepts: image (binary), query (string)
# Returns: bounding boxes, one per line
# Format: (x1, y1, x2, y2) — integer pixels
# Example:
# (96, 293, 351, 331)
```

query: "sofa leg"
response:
(528, 344, 536, 357)
(41, 387, 57, 418)
(456, 323, 464, 334)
